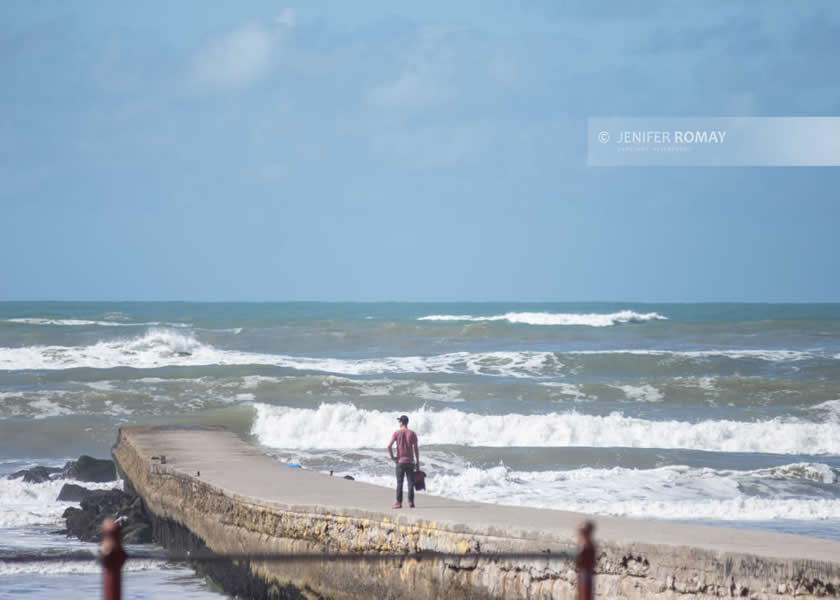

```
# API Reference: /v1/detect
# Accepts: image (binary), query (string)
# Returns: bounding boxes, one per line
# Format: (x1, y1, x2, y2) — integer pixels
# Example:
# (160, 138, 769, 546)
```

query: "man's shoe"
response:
(409, 502, 415, 508)
(393, 502, 402, 509)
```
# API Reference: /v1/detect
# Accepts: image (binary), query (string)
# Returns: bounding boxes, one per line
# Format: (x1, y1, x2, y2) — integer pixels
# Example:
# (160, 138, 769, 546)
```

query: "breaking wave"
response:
(352, 462, 840, 521)
(4, 317, 190, 328)
(0, 329, 560, 375)
(812, 400, 840, 422)
(0, 329, 826, 374)
(251, 403, 840, 455)
(417, 310, 668, 327)
(0, 475, 121, 529)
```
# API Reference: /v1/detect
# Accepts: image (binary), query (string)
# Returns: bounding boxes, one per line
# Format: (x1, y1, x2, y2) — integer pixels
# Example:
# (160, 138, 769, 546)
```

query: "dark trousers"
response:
(395, 462, 415, 504)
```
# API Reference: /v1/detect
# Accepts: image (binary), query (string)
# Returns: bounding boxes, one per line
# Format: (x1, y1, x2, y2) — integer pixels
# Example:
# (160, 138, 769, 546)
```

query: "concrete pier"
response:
(112, 425, 840, 599)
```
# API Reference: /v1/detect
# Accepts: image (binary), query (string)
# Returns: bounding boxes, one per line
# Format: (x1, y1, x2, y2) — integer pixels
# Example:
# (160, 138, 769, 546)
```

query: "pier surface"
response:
(113, 425, 840, 599)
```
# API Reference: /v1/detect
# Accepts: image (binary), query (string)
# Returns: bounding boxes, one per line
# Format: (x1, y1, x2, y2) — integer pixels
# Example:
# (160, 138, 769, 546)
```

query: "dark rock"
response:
(343, 475, 355, 480)
(62, 456, 117, 483)
(62, 489, 126, 541)
(82, 489, 130, 515)
(62, 488, 152, 543)
(122, 522, 153, 544)
(57, 483, 97, 502)
(8, 466, 62, 483)
(62, 507, 90, 539)
(7, 456, 117, 485)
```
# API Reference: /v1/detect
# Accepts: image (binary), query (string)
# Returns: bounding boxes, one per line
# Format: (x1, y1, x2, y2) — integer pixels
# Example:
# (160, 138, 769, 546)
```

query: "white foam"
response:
(237, 375, 281, 389)
(83, 381, 116, 391)
(103, 312, 131, 321)
(0, 331, 559, 376)
(410, 382, 464, 403)
(538, 382, 594, 403)
(197, 327, 243, 334)
(102, 400, 132, 415)
(613, 384, 664, 403)
(6, 319, 105, 326)
(0, 388, 137, 419)
(246, 375, 465, 403)
(0, 558, 166, 576)
(0, 327, 823, 374)
(27, 398, 74, 419)
(680, 349, 815, 361)
(812, 399, 840, 422)
(0, 477, 122, 528)
(283, 351, 557, 378)
(5, 318, 190, 328)
(251, 403, 840, 454)
(692, 377, 718, 392)
(352, 462, 840, 522)
(0, 391, 80, 419)
(568, 348, 817, 361)
(755, 462, 836, 484)
(0, 329, 221, 371)
(418, 310, 668, 327)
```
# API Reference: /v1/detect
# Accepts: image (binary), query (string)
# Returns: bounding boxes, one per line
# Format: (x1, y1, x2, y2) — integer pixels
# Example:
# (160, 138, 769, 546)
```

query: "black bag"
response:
(413, 470, 426, 491)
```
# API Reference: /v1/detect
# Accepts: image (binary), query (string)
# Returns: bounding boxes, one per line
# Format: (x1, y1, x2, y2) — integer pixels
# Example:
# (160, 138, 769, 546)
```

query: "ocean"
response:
(1, 301, 839, 597)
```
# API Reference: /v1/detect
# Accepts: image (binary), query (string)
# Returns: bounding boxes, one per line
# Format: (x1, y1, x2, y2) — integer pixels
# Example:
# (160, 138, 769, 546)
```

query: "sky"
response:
(1, 0, 838, 302)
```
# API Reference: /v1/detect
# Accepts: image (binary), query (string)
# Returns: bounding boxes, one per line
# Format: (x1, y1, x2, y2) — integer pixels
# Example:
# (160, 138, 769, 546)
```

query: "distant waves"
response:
(0, 328, 829, 373)
(3, 318, 190, 328)
(417, 310, 668, 326)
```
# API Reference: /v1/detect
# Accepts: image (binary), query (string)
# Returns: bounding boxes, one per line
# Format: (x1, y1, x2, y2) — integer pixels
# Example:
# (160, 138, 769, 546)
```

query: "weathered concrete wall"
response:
(113, 426, 840, 599)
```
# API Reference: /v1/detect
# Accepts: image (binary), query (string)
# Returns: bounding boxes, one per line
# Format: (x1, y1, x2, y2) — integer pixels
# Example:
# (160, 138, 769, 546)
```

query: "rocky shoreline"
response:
(8, 455, 116, 484)
(61, 487, 153, 544)
(7, 456, 154, 544)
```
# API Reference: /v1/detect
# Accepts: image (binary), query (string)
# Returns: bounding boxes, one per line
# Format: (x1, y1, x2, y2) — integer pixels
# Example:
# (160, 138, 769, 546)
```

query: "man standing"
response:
(387, 415, 419, 508)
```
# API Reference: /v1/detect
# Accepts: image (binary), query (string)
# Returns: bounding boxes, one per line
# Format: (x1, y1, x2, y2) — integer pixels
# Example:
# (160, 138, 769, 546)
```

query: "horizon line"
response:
(1, 299, 839, 305)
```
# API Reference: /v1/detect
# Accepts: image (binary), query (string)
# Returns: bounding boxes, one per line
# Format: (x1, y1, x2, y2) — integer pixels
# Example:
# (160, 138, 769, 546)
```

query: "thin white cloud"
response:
(368, 70, 454, 109)
(370, 123, 492, 169)
(193, 25, 273, 89)
(367, 27, 460, 110)
(275, 8, 296, 28)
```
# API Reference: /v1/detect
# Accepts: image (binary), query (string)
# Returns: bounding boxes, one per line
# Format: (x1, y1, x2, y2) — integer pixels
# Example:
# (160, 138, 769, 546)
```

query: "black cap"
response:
(397, 415, 409, 425)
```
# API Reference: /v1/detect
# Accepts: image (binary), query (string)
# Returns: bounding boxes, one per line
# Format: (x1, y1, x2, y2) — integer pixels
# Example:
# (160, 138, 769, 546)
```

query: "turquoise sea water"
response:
(1, 302, 839, 597)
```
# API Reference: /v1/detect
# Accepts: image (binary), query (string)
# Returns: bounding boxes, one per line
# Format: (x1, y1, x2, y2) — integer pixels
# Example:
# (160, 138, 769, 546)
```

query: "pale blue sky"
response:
(1, 1, 838, 301)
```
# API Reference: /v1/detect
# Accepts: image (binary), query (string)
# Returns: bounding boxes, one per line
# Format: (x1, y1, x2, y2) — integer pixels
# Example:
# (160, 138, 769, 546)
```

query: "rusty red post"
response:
(575, 520, 596, 600)
(101, 518, 126, 600)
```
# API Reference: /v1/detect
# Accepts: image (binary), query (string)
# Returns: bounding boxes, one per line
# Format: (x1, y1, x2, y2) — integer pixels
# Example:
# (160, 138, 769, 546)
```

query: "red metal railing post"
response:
(101, 518, 126, 600)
